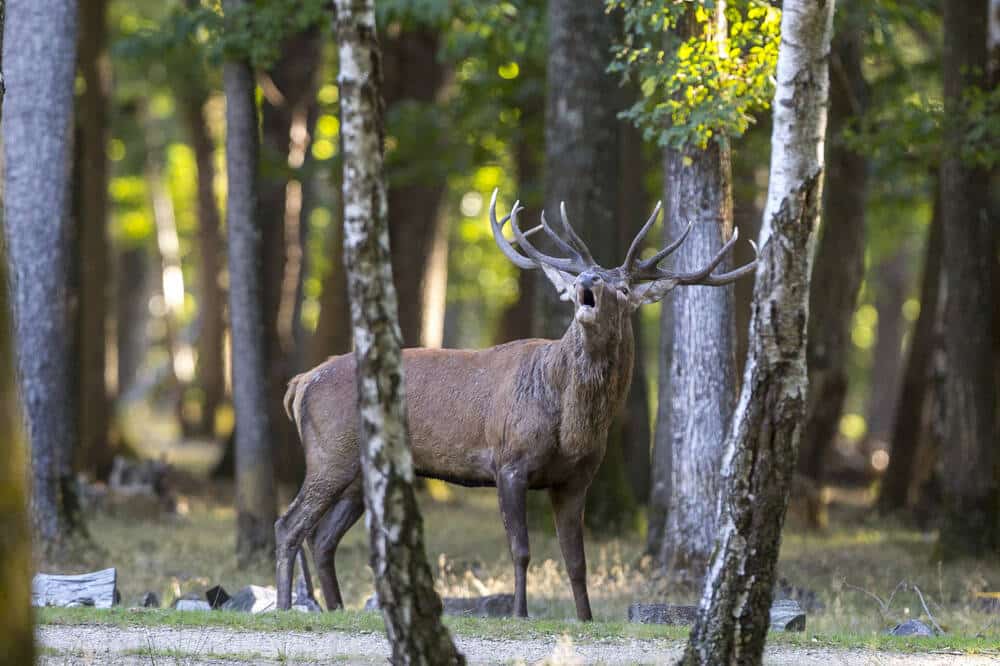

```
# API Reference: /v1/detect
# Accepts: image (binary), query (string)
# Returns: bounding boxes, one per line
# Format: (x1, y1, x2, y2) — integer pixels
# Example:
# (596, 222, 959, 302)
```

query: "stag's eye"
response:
(619, 286, 630, 295)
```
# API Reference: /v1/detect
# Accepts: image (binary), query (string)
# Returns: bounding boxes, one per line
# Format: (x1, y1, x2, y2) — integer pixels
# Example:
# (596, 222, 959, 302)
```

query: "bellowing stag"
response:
(276, 190, 755, 619)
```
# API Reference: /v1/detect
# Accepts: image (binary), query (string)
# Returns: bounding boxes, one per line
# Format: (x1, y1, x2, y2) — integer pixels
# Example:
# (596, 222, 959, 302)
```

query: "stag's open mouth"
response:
(580, 287, 596, 308)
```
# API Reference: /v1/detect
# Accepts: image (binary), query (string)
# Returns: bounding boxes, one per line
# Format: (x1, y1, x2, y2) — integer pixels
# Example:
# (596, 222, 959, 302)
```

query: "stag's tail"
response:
(283, 372, 309, 439)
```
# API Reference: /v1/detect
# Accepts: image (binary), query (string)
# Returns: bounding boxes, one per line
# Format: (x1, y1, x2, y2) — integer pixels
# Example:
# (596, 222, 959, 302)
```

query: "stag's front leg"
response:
(549, 482, 592, 621)
(497, 465, 530, 617)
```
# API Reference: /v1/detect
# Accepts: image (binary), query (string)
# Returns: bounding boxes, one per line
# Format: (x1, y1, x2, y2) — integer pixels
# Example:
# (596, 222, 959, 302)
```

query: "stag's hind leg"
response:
(308, 479, 365, 611)
(275, 474, 341, 610)
(549, 482, 592, 621)
(497, 465, 530, 617)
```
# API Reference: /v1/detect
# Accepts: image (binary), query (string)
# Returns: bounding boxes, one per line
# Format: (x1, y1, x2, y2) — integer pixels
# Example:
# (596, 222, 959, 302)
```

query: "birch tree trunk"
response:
(223, 0, 277, 568)
(334, 1, 463, 662)
(0, 2, 35, 655)
(938, 0, 997, 558)
(2, 0, 86, 557)
(76, 0, 112, 476)
(797, 5, 868, 526)
(683, 1, 834, 662)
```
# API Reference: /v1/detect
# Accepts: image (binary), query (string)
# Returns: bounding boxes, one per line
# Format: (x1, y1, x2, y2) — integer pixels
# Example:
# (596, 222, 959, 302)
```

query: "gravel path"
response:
(38, 624, 998, 665)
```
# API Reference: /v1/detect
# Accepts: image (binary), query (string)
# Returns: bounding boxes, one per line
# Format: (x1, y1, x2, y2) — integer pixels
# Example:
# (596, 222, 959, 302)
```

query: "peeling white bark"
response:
(334, 1, 463, 663)
(682, 2, 835, 664)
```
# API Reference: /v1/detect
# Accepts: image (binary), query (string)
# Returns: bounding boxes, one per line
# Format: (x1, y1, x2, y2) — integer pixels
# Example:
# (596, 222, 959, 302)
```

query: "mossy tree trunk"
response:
(683, 1, 834, 662)
(223, 0, 277, 568)
(334, 1, 464, 662)
(0, 2, 35, 655)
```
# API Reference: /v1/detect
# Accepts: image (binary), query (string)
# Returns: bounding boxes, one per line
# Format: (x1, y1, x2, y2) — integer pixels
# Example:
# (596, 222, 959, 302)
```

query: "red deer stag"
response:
(276, 190, 756, 620)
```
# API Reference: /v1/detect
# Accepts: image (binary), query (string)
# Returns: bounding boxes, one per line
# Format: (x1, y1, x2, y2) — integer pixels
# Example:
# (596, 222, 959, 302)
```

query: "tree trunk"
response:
(333, 1, 464, 662)
(259, 28, 321, 483)
(865, 249, 910, 450)
(312, 202, 353, 362)
(616, 110, 651, 505)
(0, 2, 35, 647)
(2, 0, 86, 558)
(938, 0, 998, 558)
(180, 84, 226, 438)
(383, 28, 448, 349)
(648, 5, 737, 576)
(543, 0, 637, 532)
(683, 1, 833, 662)
(732, 118, 768, 373)
(879, 193, 943, 513)
(75, 0, 112, 477)
(115, 245, 151, 397)
(796, 5, 868, 526)
(494, 113, 541, 344)
(223, 0, 277, 568)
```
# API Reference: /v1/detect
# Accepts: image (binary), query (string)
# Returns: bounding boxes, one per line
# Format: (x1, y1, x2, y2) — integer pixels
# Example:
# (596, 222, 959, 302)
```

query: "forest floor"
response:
(34, 465, 1000, 664)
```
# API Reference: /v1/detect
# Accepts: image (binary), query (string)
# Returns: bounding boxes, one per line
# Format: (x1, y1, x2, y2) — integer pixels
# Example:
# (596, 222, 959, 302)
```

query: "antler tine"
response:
(540, 210, 584, 259)
(690, 239, 758, 286)
(557, 201, 597, 265)
(509, 204, 591, 274)
(671, 226, 742, 284)
(489, 189, 537, 270)
(635, 220, 695, 275)
(621, 200, 662, 271)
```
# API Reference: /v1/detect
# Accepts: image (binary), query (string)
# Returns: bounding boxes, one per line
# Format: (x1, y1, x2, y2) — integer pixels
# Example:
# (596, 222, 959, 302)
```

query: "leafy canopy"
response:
(608, 0, 780, 149)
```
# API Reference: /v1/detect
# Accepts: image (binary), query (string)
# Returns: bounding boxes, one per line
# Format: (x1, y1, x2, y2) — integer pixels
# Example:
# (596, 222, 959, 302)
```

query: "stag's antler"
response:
(489, 189, 595, 275)
(621, 202, 758, 286)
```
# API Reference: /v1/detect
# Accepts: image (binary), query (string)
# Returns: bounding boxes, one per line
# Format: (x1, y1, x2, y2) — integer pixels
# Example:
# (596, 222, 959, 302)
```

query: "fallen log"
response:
(32, 568, 117, 609)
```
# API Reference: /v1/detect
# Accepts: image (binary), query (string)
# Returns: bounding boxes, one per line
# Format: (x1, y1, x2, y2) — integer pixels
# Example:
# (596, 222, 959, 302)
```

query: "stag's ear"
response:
(540, 264, 577, 302)
(628, 279, 678, 310)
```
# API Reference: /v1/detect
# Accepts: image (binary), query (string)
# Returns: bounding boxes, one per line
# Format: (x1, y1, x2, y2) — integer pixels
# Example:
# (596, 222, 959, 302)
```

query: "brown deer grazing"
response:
(275, 190, 756, 620)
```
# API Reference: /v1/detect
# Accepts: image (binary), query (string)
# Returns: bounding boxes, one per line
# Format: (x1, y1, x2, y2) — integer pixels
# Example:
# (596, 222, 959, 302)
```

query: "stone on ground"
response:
(888, 619, 934, 636)
(222, 585, 277, 613)
(627, 599, 806, 631)
(32, 568, 118, 609)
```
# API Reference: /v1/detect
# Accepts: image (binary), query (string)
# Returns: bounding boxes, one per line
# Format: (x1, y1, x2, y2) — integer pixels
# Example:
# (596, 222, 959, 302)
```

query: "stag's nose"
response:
(579, 275, 595, 290)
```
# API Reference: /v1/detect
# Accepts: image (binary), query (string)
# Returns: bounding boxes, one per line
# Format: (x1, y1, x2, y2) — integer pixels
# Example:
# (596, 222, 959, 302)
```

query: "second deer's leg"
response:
(549, 482, 593, 621)
(497, 465, 530, 618)
(307, 480, 365, 611)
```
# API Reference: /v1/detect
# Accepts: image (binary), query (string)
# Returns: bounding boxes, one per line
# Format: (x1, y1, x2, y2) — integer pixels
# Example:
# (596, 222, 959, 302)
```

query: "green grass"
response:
(36, 606, 1000, 654)
(40, 482, 1000, 656)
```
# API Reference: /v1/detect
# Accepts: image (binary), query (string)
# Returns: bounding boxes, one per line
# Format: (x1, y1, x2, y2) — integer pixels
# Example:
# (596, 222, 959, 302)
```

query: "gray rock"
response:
(442, 594, 514, 618)
(769, 599, 806, 632)
(365, 593, 514, 618)
(627, 603, 699, 625)
(628, 600, 805, 632)
(775, 578, 825, 613)
(888, 619, 934, 637)
(206, 585, 230, 609)
(140, 592, 160, 608)
(174, 599, 211, 611)
(222, 585, 277, 613)
(32, 568, 117, 609)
